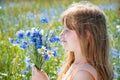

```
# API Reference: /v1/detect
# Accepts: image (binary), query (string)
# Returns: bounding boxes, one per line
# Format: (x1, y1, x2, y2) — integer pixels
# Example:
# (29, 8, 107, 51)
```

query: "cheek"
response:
(70, 36, 80, 48)
(66, 39, 77, 51)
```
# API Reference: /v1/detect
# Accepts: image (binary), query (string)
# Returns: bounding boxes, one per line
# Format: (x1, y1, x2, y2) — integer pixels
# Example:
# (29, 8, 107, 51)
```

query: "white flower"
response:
(116, 25, 120, 29)
(37, 46, 46, 54)
(0, 6, 2, 9)
(116, 25, 120, 33)
(40, 29, 44, 35)
(47, 50, 53, 57)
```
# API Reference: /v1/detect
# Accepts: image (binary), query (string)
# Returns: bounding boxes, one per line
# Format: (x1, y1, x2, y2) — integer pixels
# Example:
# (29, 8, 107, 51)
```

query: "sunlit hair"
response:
(58, 1, 113, 80)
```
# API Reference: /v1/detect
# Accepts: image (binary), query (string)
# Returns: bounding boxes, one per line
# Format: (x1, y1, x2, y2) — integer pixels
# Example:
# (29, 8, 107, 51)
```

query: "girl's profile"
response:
(32, 1, 113, 80)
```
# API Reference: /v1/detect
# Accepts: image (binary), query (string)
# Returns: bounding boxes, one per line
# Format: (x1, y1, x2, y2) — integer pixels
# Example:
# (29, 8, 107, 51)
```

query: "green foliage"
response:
(0, 0, 120, 80)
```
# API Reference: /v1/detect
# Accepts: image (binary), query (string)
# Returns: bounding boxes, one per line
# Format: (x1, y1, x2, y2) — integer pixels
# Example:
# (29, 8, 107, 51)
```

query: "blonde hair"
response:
(58, 1, 113, 80)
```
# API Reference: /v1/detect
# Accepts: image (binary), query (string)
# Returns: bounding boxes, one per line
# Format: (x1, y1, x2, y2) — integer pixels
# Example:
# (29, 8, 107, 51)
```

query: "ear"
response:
(85, 30, 91, 40)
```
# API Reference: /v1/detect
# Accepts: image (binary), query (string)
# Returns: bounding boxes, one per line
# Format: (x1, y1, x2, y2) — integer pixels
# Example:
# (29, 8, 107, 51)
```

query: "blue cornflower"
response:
(1, 61, 6, 64)
(35, 42, 42, 49)
(24, 57, 31, 69)
(52, 48, 58, 56)
(44, 54, 49, 61)
(114, 71, 118, 79)
(39, 37, 42, 44)
(49, 30, 54, 35)
(53, 51, 57, 56)
(9, 27, 60, 71)
(58, 26, 62, 31)
(16, 39, 20, 43)
(117, 66, 120, 70)
(31, 28, 43, 38)
(22, 70, 29, 75)
(16, 30, 25, 39)
(40, 17, 48, 23)
(49, 36, 60, 43)
(9, 38, 17, 44)
(30, 36, 37, 42)
(32, 29, 40, 37)
(26, 30, 31, 37)
(112, 48, 120, 58)
(9, 38, 14, 44)
(49, 31, 60, 43)
(58, 67, 61, 74)
(20, 42, 29, 49)
(24, 57, 31, 63)
(26, 63, 31, 69)
(44, 35, 49, 44)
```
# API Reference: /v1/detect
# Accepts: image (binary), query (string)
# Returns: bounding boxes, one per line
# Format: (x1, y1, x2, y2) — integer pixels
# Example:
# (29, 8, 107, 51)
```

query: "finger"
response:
(31, 64, 38, 71)
(31, 64, 35, 69)
(31, 64, 37, 75)
(40, 70, 46, 75)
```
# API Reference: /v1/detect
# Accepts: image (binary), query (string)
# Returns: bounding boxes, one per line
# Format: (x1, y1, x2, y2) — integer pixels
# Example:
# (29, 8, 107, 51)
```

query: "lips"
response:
(60, 38, 67, 44)
(61, 40, 67, 44)
(61, 39, 66, 42)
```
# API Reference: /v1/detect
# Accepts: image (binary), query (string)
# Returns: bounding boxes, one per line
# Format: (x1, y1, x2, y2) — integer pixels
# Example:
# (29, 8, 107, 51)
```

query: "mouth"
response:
(62, 40, 67, 43)
(60, 38, 67, 43)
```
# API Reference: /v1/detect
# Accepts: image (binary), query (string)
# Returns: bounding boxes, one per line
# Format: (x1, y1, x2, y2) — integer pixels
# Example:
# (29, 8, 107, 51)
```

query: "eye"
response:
(65, 29, 69, 32)
(64, 28, 70, 32)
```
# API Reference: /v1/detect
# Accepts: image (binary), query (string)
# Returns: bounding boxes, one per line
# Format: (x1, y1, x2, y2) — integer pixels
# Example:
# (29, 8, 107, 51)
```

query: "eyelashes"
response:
(64, 27, 70, 32)
(65, 29, 69, 32)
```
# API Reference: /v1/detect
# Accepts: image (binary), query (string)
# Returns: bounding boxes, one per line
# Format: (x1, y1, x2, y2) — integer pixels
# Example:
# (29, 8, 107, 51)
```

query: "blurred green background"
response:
(0, 0, 120, 80)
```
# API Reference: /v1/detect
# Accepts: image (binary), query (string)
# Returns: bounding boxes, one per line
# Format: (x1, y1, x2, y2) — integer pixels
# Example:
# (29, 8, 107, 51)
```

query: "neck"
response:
(73, 48, 87, 64)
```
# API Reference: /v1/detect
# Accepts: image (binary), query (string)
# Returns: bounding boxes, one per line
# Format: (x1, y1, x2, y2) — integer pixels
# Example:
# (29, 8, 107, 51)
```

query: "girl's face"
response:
(59, 22, 80, 52)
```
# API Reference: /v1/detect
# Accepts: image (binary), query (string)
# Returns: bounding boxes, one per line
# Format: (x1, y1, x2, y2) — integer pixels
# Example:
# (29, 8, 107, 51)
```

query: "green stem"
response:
(34, 47, 44, 70)
(39, 56, 44, 70)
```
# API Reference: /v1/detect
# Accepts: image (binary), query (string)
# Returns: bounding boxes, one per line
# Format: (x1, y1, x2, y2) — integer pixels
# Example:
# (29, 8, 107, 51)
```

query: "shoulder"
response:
(79, 63, 97, 74)
(72, 63, 97, 80)
(73, 70, 91, 80)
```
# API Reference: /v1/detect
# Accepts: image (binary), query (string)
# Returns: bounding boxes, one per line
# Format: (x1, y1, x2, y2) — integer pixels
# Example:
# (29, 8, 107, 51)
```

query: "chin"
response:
(64, 48, 73, 52)
(62, 44, 73, 51)
(63, 47, 69, 51)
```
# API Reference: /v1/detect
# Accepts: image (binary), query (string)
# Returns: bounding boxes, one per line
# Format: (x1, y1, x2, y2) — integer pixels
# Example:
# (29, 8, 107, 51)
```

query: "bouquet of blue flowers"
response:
(9, 26, 60, 70)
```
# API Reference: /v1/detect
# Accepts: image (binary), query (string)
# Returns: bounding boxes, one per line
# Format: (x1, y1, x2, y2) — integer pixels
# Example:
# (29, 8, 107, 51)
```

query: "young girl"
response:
(32, 2, 113, 80)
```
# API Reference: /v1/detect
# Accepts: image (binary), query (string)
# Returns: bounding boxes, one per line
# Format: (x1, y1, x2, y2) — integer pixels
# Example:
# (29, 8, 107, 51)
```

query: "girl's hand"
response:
(32, 66, 49, 80)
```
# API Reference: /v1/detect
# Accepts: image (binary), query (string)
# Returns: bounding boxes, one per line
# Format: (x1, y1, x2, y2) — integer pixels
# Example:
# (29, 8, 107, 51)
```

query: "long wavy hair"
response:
(58, 2, 113, 80)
